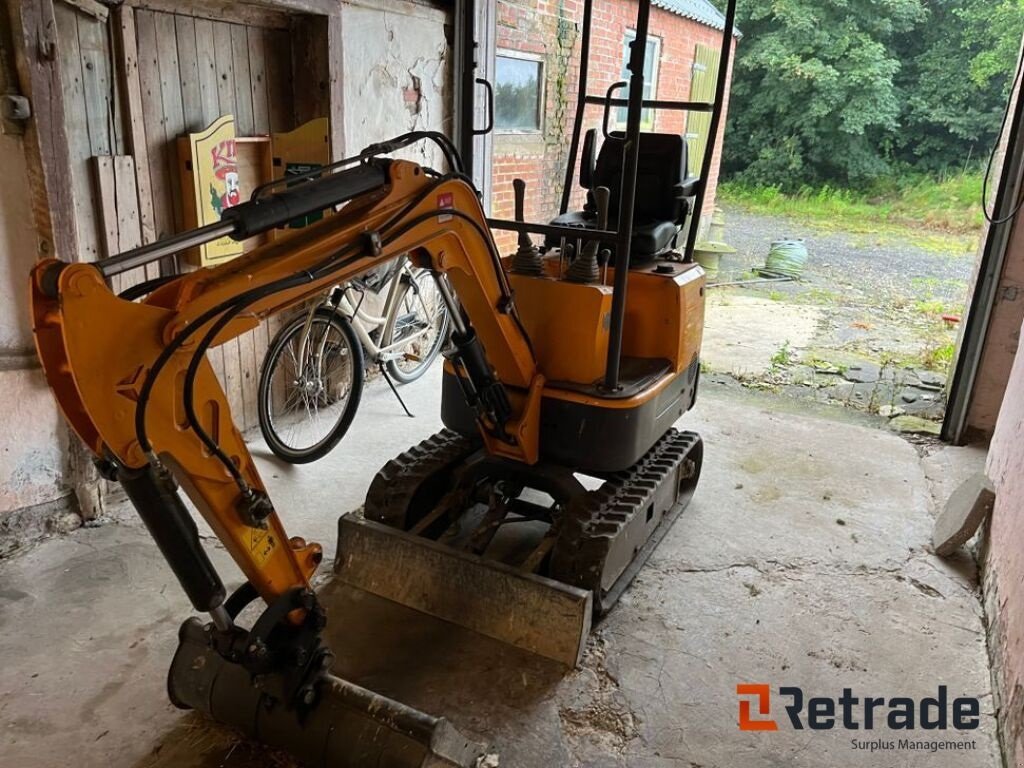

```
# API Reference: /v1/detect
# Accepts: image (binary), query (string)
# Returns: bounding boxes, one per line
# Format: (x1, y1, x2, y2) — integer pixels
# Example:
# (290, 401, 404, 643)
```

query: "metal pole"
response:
(559, 0, 595, 214)
(97, 221, 235, 278)
(455, 0, 478, 179)
(683, 0, 737, 261)
(603, 0, 651, 390)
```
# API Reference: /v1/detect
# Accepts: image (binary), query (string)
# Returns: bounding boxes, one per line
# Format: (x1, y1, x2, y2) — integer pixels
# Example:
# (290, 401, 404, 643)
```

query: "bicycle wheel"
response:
(382, 269, 450, 384)
(258, 307, 364, 464)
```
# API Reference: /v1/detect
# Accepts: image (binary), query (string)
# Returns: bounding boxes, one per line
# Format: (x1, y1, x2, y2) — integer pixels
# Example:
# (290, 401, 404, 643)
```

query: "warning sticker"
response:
(437, 192, 454, 223)
(249, 526, 276, 566)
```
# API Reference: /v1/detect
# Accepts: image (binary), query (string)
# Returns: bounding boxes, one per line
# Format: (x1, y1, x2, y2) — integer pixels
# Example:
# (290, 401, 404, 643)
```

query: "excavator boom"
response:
(31, 156, 541, 612)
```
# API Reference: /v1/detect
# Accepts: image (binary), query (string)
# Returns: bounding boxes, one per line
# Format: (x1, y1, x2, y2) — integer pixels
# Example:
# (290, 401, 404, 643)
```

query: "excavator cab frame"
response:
(457, 0, 738, 390)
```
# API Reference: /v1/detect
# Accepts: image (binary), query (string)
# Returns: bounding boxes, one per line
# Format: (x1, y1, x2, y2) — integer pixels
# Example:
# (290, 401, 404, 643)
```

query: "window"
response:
(495, 53, 544, 132)
(616, 31, 661, 130)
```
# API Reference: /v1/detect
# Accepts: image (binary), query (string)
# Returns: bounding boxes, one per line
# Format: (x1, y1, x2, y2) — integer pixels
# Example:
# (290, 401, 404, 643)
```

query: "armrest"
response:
(674, 176, 701, 199)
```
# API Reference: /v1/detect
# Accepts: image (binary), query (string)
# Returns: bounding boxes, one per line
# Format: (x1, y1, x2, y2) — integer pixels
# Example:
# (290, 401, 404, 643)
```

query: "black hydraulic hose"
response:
(179, 201, 533, 492)
(182, 275, 313, 489)
(140, 172, 514, 490)
(117, 274, 177, 301)
(135, 177, 451, 459)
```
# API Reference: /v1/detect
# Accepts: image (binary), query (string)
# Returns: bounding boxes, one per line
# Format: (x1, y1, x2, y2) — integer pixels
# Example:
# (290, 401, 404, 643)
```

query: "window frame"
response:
(494, 49, 546, 135)
(614, 30, 662, 132)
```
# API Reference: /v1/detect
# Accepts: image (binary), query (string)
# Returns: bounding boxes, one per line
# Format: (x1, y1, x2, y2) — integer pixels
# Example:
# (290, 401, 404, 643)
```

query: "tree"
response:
(722, 0, 1024, 189)
(892, 0, 1024, 173)
(724, 0, 926, 189)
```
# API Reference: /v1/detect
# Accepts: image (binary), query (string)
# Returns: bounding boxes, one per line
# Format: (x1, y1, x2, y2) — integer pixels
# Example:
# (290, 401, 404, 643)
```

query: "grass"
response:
(770, 340, 795, 368)
(720, 173, 985, 252)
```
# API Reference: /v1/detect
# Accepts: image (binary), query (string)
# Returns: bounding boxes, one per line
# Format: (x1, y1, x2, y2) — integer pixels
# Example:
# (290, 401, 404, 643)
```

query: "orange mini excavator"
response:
(29, 0, 736, 763)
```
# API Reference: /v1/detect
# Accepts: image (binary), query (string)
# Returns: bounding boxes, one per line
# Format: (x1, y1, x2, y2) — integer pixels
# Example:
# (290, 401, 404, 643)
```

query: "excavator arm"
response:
(30, 153, 541, 616)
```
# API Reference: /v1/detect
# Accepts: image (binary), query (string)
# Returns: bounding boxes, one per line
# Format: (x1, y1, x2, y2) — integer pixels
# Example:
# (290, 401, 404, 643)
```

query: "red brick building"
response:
(489, 0, 737, 250)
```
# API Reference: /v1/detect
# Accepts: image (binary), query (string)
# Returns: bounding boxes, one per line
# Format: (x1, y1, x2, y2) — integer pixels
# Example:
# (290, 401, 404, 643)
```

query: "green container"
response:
(763, 238, 808, 278)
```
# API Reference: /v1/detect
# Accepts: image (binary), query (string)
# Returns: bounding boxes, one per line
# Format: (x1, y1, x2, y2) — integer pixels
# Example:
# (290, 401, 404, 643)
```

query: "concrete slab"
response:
(0, 373, 1001, 768)
(702, 294, 824, 376)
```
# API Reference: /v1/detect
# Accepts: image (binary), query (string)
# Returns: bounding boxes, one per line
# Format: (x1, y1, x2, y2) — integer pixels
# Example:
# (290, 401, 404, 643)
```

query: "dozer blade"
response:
(168, 618, 483, 768)
(336, 428, 702, 665)
(336, 513, 592, 666)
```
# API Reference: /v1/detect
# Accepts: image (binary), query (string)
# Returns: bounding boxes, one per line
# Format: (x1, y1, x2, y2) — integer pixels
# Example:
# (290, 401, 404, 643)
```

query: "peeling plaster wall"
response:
(0, 132, 72, 525)
(341, 0, 452, 169)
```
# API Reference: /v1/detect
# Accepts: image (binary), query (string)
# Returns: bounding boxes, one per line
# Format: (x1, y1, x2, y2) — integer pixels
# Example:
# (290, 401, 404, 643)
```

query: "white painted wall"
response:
(342, 0, 452, 168)
(0, 134, 71, 516)
(0, 134, 37, 354)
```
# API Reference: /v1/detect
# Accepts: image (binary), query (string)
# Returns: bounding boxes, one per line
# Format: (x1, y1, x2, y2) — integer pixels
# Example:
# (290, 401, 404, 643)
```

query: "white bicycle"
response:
(257, 257, 450, 463)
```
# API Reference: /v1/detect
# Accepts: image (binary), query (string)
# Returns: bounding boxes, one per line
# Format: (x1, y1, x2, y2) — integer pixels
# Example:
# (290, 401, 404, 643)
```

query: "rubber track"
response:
(364, 429, 481, 528)
(550, 428, 702, 604)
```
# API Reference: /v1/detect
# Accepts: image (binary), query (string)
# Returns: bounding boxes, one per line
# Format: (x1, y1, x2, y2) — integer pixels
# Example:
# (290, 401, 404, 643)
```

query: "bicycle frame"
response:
(292, 256, 439, 378)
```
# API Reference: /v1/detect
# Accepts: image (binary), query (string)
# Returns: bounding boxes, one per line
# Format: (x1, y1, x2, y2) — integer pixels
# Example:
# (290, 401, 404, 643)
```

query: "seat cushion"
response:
(545, 211, 678, 259)
(631, 220, 678, 256)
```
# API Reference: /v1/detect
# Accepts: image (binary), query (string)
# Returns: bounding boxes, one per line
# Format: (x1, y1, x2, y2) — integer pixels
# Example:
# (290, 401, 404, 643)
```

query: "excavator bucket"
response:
(168, 618, 483, 767)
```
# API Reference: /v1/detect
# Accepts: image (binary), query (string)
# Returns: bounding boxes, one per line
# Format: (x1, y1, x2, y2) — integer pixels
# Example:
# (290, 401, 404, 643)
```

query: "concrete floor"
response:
(0, 365, 1000, 767)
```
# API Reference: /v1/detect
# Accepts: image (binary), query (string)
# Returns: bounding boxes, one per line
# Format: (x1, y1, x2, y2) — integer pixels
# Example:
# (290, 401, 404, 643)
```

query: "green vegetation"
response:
(724, 0, 1024, 191)
(720, 173, 985, 247)
(921, 341, 957, 370)
(770, 340, 795, 368)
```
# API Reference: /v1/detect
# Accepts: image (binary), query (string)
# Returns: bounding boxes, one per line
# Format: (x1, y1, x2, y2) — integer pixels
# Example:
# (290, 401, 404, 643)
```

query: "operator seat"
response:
(546, 128, 699, 260)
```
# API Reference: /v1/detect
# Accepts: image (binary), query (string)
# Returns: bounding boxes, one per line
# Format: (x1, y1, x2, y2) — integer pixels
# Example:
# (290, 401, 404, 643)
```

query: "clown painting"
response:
(179, 115, 245, 265)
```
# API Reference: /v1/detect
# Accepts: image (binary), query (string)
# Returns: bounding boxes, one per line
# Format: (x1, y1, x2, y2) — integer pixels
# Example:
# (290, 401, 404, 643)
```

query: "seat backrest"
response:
(590, 131, 688, 222)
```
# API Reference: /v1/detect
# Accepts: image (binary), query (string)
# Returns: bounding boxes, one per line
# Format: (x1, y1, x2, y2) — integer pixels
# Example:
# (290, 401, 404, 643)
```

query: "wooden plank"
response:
(326, 12, 344, 160)
(247, 27, 274, 359)
(54, 3, 101, 262)
(7, 0, 79, 260)
(221, 337, 246, 427)
(193, 18, 220, 126)
(124, 0, 293, 30)
(239, 328, 259, 429)
(75, 12, 113, 157)
(335, 513, 593, 668)
(92, 156, 120, 256)
(263, 27, 293, 132)
(59, 0, 108, 23)
(134, 9, 173, 243)
(212, 21, 236, 117)
(290, 15, 328, 127)
(175, 14, 205, 131)
(247, 26, 270, 134)
(93, 155, 148, 293)
(230, 24, 255, 136)
(112, 5, 158, 264)
(73, 11, 116, 258)
(113, 156, 143, 249)
(154, 11, 186, 235)
(92, 155, 121, 293)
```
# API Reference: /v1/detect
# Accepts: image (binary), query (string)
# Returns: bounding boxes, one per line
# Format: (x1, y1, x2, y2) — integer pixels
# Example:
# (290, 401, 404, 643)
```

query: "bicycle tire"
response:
(257, 307, 365, 464)
(382, 271, 450, 384)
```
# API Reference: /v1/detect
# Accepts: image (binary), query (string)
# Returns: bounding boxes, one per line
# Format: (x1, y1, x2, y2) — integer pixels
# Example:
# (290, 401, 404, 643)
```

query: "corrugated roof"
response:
(651, 0, 740, 36)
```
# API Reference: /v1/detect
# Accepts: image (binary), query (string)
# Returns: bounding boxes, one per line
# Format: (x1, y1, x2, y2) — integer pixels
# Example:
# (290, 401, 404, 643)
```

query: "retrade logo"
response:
(736, 685, 980, 732)
(736, 684, 778, 731)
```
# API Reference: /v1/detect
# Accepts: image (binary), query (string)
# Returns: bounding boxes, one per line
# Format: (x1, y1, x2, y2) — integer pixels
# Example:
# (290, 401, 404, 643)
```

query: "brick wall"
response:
(491, 0, 735, 253)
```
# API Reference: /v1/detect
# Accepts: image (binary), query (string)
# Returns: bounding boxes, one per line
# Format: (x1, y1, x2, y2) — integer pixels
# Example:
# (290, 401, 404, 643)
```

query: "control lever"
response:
(566, 186, 610, 284)
(509, 178, 543, 275)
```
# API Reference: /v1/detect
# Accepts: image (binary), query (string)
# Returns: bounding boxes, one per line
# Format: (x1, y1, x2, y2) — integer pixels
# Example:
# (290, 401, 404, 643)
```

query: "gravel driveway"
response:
(716, 207, 975, 305)
(701, 206, 982, 424)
